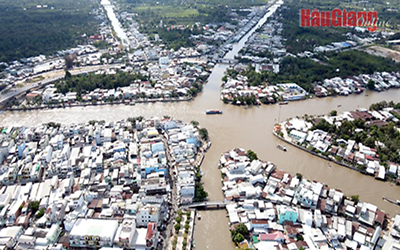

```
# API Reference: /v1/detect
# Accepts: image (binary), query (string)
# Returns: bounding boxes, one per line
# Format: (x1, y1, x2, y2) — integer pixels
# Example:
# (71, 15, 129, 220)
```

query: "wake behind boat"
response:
(205, 110, 223, 115)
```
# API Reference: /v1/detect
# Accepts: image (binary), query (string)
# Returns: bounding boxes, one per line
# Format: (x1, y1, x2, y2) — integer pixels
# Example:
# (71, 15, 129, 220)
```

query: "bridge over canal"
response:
(180, 201, 231, 210)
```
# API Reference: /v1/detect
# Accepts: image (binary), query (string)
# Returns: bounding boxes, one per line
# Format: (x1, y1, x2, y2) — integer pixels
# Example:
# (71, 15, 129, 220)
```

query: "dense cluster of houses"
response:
(22, 60, 211, 106)
(315, 72, 400, 97)
(277, 106, 400, 181)
(219, 148, 394, 250)
(191, 3, 272, 48)
(221, 74, 307, 105)
(0, 117, 206, 249)
(240, 19, 285, 62)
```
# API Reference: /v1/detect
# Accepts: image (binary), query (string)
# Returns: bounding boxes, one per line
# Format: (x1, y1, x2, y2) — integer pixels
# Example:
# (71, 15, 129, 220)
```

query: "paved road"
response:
(0, 65, 115, 105)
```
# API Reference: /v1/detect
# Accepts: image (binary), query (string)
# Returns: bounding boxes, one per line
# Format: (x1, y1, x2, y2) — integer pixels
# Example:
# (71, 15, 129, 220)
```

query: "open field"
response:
(364, 45, 400, 62)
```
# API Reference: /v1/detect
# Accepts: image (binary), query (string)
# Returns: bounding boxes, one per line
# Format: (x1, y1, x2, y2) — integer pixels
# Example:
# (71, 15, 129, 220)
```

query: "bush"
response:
(36, 208, 45, 218)
(199, 128, 209, 141)
(247, 150, 258, 161)
(29, 201, 40, 214)
(350, 195, 359, 203)
(233, 233, 244, 243)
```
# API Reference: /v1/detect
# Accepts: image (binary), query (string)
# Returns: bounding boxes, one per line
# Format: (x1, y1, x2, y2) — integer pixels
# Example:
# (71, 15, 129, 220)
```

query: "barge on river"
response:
(205, 110, 223, 115)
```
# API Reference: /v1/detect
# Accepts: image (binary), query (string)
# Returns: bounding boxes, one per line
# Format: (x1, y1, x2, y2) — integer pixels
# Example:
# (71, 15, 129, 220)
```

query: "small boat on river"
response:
(277, 145, 287, 151)
(383, 196, 400, 206)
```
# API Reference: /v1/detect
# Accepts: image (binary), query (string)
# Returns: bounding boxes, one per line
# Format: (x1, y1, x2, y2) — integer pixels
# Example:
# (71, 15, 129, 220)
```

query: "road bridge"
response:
(180, 201, 230, 210)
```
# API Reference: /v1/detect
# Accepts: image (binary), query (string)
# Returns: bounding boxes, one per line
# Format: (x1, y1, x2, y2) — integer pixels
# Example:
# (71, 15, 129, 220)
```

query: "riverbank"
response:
(221, 67, 400, 106)
(6, 96, 193, 111)
(219, 147, 395, 249)
(272, 130, 365, 174)
(272, 108, 400, 184)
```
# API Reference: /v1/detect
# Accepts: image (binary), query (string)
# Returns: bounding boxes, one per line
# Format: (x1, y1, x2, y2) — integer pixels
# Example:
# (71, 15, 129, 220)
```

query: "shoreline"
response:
(5, 96, 193, 111)
(271, 130, 394, 183)
(218, 148, 397, 249)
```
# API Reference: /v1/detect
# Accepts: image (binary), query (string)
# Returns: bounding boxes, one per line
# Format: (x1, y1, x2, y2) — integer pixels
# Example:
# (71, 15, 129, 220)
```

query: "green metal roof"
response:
(252, 235, 259, 243)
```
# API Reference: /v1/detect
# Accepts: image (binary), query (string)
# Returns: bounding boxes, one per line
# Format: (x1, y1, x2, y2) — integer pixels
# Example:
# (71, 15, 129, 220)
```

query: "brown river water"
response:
(2, 0, 400, 248)
(1, 64, 400, 249)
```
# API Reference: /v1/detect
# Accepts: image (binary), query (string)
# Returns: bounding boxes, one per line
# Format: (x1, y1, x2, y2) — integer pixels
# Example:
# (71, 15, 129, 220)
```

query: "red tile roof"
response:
(260, 232, 285, 241)
(146, 222, 156, 240)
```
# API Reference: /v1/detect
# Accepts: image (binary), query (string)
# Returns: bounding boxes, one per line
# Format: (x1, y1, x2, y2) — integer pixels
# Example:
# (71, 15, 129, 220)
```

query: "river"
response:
(2, 0, 400, 249)
(101, 0, 130, 48)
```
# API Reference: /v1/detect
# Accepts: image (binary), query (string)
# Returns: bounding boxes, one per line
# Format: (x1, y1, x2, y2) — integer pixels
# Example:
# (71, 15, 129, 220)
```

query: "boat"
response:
(205, 110, 223, 115)
(383, 196, 400, 206)
(129, 101, 135, 105)
(279, 101, 288, 105)
(328, 163, 331, 167)
(197, 214, 202, 220)
(192, 240, 196, 248)
(277, 145, 287, 151)
(337, 104, 341, 107)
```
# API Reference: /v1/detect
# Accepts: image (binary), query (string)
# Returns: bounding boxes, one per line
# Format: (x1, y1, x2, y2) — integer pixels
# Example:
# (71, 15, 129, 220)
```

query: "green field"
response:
(117, 0, 273, 26)
(132, 5, 199, 18)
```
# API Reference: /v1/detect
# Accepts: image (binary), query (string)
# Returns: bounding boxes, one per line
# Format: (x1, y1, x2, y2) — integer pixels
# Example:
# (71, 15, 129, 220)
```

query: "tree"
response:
(330, 110, 337, 116)
(366, 79, 375, 90)
(194, 182, 208, 202)
(350, 195, 359, 203)
(199, 128, 209, 141)
(36, 208, 45, 218)
(174, 224, 181, 233)
(29, 201, 40, 214)
(33, 95, 43, 105)
(234, 223, 249, 236)
(247, 150, 258, 161)
(234, 233, 244, 243)
(64, 55, 74, 69)
(191, 121, 199, 127)
(64, 70, 72, 79)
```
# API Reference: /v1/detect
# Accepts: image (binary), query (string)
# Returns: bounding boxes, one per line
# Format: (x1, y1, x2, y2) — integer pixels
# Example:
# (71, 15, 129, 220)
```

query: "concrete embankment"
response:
(272, 131, 370, 175)
(6, 96, 193, 111)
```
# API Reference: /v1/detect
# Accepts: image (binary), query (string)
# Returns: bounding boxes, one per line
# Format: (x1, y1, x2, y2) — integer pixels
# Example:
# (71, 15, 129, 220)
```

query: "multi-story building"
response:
(69, 218, 119, 248)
